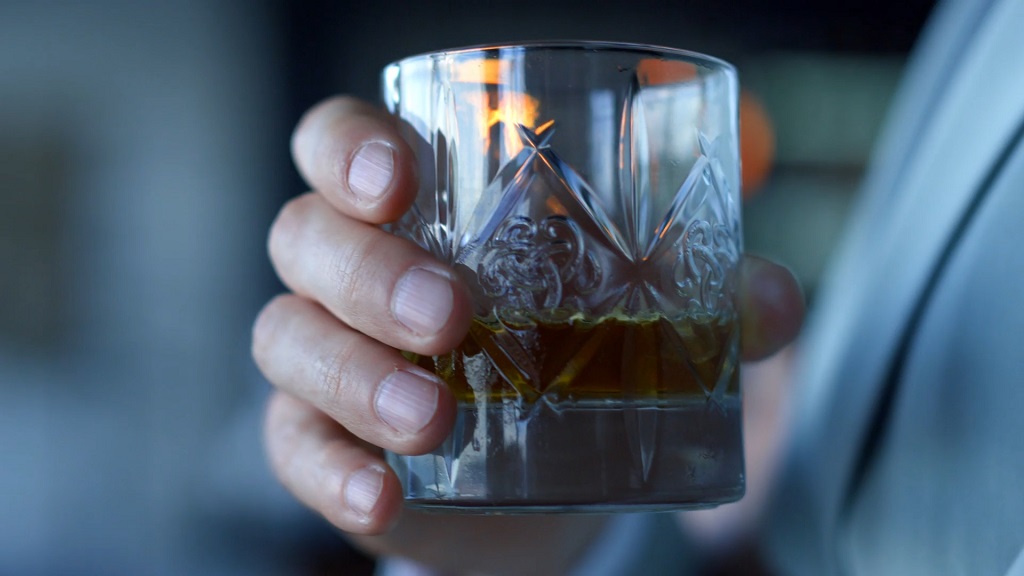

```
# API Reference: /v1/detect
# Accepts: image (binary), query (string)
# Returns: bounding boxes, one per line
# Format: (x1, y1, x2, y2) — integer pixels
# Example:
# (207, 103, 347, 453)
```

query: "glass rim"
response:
(385, 40, 735, 74)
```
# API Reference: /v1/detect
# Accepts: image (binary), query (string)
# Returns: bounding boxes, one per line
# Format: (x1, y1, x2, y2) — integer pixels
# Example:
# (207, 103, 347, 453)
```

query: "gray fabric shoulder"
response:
(1008, 549, 1024, 576)
(569, 513, 698, 576)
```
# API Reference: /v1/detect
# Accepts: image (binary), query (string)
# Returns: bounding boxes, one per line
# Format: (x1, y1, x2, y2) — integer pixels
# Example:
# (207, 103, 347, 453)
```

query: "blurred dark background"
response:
(0, 0, 932, 574)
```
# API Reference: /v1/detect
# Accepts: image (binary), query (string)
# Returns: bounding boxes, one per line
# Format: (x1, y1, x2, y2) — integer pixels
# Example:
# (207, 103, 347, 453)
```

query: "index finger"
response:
(291, 96, 418, 224)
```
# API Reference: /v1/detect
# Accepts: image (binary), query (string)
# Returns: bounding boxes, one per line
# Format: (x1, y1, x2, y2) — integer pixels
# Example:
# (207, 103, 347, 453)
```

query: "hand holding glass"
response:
(383, 42, 743, 512)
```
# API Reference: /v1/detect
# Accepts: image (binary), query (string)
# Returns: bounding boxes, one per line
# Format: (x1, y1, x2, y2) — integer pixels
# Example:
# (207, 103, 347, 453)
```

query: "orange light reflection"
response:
(455, 58, 549, 156)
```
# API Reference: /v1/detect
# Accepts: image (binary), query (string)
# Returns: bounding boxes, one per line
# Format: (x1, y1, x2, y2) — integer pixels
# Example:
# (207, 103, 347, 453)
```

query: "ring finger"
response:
(252, 293, 455, 455)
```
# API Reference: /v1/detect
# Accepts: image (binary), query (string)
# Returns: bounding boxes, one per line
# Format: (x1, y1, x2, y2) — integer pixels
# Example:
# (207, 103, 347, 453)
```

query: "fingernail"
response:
(376, 370, 440, 435)
(345, 465, 384, 520)
(348, 142, 394, 202)
(392, 268, 454, 336)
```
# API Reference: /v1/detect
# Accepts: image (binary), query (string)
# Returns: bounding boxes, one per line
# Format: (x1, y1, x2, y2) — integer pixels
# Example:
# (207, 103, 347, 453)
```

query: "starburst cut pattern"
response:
(393, 120, 739, 399)
(390, 111, 739, 483)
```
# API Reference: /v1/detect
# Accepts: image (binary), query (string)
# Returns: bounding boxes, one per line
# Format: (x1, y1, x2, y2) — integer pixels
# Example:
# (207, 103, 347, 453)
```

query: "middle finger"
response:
(269, 192, 472, 356)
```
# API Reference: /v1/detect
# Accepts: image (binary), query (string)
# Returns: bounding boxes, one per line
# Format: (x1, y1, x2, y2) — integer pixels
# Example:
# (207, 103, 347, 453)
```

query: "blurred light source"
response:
(740, 90, 776, 198)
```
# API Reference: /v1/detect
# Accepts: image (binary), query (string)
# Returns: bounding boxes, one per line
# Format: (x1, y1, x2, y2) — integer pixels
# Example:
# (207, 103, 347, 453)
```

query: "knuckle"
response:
(262, 392, 304, 480)
(317, 436, 353, 475)
(251, 293, 294, 367)
(268, 193, 316, 263)
(263, 391, 288, 430)
(315, 338, 361, 414)
(327, 232, 383, 318)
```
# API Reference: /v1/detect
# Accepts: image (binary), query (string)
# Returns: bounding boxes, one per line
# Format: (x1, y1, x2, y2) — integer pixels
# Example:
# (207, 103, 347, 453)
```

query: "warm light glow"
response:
(636, 59, 697, 86)
(739, 90, 775, 198)
(465, 90, 545, 156)
(452, 58, 511, 84)
(454, 58, 549, 156)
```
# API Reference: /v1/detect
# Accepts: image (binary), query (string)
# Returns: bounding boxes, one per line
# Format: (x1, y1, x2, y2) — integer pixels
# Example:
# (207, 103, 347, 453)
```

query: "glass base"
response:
(387, 396, 744, 514)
